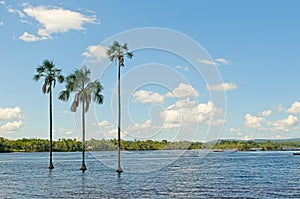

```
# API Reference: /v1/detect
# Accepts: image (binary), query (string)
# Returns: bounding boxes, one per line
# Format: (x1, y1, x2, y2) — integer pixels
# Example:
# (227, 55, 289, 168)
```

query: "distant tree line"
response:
(1, 137, 300, 153)
(0, 137, 82, 152)
(204, 140, 300, 151)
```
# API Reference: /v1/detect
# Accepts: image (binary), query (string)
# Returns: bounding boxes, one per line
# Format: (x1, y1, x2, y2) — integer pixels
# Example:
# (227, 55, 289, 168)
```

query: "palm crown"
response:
(33, 60, 64, 93)
(106, 41, 133, 66)
(58, 67, 104, 112)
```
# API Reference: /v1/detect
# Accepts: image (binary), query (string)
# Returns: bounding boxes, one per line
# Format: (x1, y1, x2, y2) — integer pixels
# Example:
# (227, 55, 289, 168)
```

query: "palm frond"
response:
(33, 74, 41, 81)
(85, 101, 90, 113)
(57, 75, 65, 84)
(58, 90, 70, 101)
(53, 79, 56, 88)
(126, 52, 134, 59)
(42, 83, 47, 94)
(94, 93, 104, 104)
(71, 100, 78, 112)
(122, 43, 128, 51)
(43, 60, 55, 71)
(36, 66, 45, 74)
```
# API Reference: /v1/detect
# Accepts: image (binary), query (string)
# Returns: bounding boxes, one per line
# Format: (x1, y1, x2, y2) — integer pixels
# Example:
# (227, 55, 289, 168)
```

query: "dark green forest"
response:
(1, 137, 300, 153)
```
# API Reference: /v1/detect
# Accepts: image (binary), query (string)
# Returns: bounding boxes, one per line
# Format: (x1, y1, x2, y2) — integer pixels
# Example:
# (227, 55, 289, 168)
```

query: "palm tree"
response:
(58, 67, 104, 171)
(33, 60, 64, 169)
(107, 41, 133, 173)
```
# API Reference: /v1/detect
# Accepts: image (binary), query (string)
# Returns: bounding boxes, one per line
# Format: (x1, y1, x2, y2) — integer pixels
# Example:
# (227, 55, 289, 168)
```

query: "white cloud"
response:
(215, 58, 229, 65)
(61, 110, 68, 115)
(18, 5, 99, 42)
(82, 45, 107, 62)
(244, 113, 265, 129)
(96, 120, 129, 139)
(175, 65, 188, 71)
(18, 32, 46, 42)
(198, 58, 229, 66)
(243, 135, 251, 141)
(0, 1, 5, 5)
(161, 98, 223, 129)
(0, 107, 22, 120)
(98, 120, 111, 127)
(133, 90, 164, 104)
(127, 119, 152, 131)
(7, 5, 25, 18)
(0, 21, 3, 26)
(210, 119, 226, 126)
(230, 128, 242, 136)
(65, 131, 73, 135)
(272, 104, 285, 112)
(165, 83, 200, 98)
(0, 121, 23, 132)
(286, 101, 300, 114)
(206, 82, 237, 92)
(258, 109, 272, 117)
(198, 59, 217, 66)
(272, 115, 298, 132)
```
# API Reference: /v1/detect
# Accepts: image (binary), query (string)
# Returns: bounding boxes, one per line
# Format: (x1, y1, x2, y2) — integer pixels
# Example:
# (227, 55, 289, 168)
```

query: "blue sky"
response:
(0, 0, 300, 141)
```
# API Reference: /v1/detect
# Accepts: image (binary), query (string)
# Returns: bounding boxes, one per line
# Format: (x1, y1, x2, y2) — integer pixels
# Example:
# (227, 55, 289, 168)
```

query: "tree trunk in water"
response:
(117, 59, 123, 173)
(49, 88, 54, 169)
(80, 101, 87, 171)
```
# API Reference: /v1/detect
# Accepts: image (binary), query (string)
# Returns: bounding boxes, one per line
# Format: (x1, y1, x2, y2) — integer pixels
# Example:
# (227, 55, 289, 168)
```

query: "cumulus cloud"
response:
(160, 98, 223, 129)
(165, 83, 200, 98)
(206, 82, 237, 92)
(258, 109, 272, 117)
(17, 4, 99, 42)
(0, 121, 23, 132)
(0, 21, 3, 26)
(0, 107, 22, 120)
(230, 128, 243, 136)
(82, 45, 107, 62)
(244, 114, 265, 129)
(127, 119, 152, 131)
(272, 115, 298, 132)
(132, 90, 164, 104)
(286, 101, 300, 114)
(98, 120, 111, 127)
(0, 1, 5, 5)
(18, 32, 46, 42)
(97, 120, 121, 138)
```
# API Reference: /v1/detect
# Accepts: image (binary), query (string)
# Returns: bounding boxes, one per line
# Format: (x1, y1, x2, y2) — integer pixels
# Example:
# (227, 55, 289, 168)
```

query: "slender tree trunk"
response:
(81, 101, 87, 171)
(49, 88, 54, 169)
(117, 60, 123, 173)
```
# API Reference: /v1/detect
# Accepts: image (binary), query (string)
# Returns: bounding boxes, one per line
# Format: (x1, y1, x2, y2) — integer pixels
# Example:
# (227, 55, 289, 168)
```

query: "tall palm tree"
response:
(33, 60, 64, 169)
(107, 41, 133, 173)
(58, 67, 104, 171)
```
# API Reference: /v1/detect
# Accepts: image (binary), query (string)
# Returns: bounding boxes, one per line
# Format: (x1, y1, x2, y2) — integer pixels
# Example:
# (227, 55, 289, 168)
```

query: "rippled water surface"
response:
(1, 150, 300, 198)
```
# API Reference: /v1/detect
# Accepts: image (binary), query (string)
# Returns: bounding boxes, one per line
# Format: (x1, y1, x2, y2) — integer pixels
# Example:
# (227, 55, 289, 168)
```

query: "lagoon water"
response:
(1, 150, 300, 198)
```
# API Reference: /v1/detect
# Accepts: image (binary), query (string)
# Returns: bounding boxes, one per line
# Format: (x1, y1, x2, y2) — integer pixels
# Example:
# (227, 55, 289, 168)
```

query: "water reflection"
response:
(81, 172, 86, 195)
(46, 170, 54, 198)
